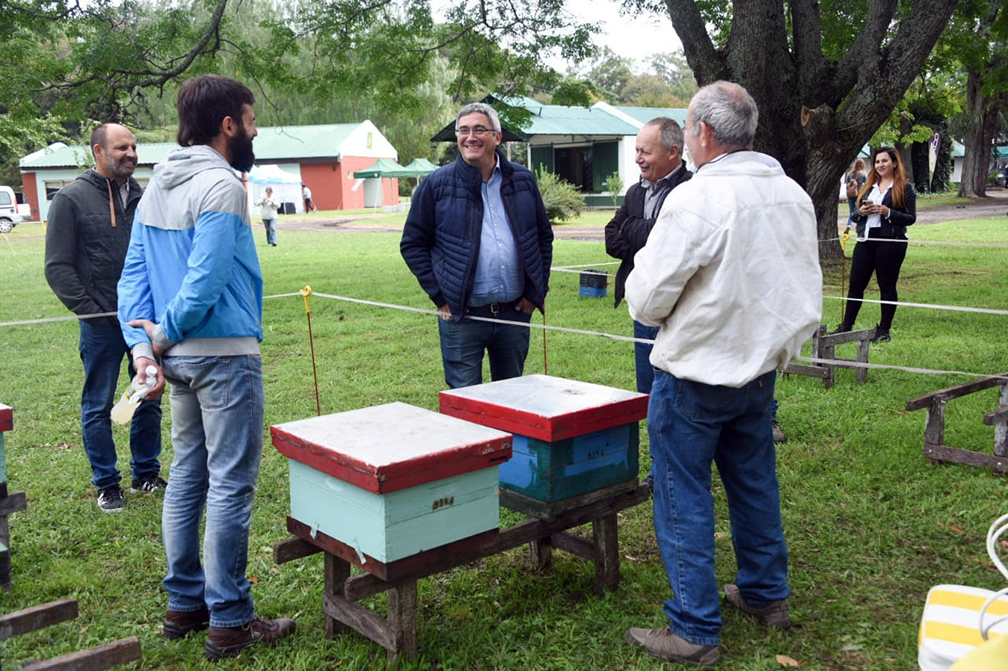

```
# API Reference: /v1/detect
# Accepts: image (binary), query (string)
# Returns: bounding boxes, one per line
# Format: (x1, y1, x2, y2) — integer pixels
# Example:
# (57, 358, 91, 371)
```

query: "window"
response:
(45, 180, 74, 200)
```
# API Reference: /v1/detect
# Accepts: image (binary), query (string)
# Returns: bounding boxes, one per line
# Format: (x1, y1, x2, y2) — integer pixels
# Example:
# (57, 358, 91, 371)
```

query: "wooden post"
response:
(323, 554, 350, 639)
(387, 581, 418, 661)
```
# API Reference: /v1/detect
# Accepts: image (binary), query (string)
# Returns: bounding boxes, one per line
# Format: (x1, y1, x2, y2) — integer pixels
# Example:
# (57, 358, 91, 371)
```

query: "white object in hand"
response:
(110, 365, 158, 425)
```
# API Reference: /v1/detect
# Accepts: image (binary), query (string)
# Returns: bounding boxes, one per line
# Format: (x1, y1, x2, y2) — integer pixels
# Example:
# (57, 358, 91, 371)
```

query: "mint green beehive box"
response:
(272, 402, 512, 567)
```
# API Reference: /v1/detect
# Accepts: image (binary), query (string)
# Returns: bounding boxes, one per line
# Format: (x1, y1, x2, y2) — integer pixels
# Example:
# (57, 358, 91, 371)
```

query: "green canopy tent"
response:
(402, 158, 438, 177)
(352, 158, 413, 207)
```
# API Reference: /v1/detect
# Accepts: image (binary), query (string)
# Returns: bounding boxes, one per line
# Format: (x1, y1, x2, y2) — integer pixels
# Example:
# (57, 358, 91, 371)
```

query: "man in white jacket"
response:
(624, 81, 822, 667)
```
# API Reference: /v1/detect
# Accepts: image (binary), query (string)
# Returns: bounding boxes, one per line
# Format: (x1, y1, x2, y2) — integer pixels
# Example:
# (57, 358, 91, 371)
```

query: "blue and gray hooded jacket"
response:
(118, 145, 263, 360)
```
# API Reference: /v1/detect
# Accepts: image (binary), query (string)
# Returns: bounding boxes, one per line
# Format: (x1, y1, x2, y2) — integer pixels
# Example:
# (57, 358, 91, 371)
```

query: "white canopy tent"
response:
(247, 164, 303, 214)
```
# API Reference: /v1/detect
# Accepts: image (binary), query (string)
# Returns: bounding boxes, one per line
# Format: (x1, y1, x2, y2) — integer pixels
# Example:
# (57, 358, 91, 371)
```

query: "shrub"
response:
(534, 166, 584, 222)
(604, 171, 623, 207)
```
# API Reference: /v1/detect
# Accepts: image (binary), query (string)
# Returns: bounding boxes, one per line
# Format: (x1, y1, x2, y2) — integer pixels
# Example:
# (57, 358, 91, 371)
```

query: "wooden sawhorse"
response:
(784, 325, 874, 388)
(273, 483, 650, 661)
(0, 599, 141, 670)
(906, 373, 1008, 473)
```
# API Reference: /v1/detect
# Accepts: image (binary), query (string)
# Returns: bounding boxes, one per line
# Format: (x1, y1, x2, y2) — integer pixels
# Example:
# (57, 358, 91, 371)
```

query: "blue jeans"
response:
(438, 308, 532, 389)
(648, 369, 789, 646)
(263, 217, 277, 245)
(633, 320, 659, 394)
(160, 355, 264, 628)
(79, 319, 162, 491)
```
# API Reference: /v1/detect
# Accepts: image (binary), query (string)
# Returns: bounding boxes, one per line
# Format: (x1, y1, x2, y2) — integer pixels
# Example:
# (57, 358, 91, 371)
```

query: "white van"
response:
(0, 186, 27, 233)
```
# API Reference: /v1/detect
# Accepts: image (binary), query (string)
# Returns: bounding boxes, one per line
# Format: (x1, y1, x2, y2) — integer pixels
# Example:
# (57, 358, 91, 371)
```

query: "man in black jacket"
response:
(44, 123, 163, 513)
(605, 117, 691, 394)
(401, 102, 552, 389)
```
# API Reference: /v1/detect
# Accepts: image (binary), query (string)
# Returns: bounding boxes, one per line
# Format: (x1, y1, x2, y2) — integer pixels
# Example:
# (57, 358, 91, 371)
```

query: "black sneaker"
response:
(131, 475, 167, 493)
(97, 485, 125, 513)
(870, 326, 891, 343)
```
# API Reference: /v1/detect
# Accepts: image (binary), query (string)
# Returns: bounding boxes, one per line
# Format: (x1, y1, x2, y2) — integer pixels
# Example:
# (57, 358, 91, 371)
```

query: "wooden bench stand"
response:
(906, 373, 1008, 473)
(274, 483, 650, 661)
(784, 325, 874, 388)
(0, 599, 142, 670)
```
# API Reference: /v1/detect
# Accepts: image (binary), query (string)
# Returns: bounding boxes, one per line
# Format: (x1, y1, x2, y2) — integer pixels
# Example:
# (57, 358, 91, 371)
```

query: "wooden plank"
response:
(322, 592, 399, 652)
(387, 582, 417, 661)
(819, 328, 875, 346)
(984, 405, 1008, 426)
(273, 536, 323, 564)
(341, 483, 650, 600)
(549, 532, 593, 561)
(20, 636, 142, 671)
(0, 599, 78, 641)
(781, 363, 830, 379)
(499, 479, 638, 521)
(529, 536, 553, 568)
(287, 517, 500, 582)
(0, 490, 27, 517)
(924, 443, 1008, 474)
(907, 373, 1008, 411)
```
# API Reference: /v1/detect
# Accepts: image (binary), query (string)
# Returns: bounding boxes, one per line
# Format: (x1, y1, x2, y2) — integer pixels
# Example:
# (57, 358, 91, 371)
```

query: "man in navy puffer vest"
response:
(401, 102, 553, 389)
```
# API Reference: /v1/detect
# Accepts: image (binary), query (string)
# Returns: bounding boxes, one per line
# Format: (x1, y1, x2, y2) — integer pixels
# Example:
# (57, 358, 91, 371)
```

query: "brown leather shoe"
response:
(204, 615, 297, 661)
(625, 626, 720, 666)
(163, 607, 210, 640)
(724, 583, 791, 628)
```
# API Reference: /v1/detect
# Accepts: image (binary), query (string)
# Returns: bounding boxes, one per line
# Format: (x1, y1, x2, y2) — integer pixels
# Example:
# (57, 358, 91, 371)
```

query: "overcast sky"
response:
(567, 2, 682, 72)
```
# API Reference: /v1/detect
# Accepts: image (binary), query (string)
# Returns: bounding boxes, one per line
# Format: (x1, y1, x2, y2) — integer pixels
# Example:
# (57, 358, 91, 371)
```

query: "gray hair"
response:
(645, 117, 683, 153)
(688, 81, 758, 150)
(455, 102, 501, 133)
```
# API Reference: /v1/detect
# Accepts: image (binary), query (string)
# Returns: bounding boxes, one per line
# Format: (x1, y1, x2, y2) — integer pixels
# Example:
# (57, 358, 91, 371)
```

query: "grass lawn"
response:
(0, 216, 1005, 669)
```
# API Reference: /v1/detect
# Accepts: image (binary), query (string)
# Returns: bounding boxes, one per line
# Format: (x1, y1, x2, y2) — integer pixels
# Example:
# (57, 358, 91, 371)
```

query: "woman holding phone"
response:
(835, 147, 916, 343)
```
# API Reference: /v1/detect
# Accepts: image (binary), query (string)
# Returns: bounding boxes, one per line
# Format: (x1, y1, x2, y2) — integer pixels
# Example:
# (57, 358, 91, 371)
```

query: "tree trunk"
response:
(958, 68, 996, 198)
(663, 0, 958, 262)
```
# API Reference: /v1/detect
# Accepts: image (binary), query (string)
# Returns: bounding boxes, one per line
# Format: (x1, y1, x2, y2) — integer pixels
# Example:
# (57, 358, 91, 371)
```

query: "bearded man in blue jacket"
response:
(401, 102, 553, 389)
(117, 74, 295, 661)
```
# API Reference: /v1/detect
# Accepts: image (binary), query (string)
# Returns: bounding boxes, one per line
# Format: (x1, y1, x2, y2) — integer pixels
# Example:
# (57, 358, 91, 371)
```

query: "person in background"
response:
(834, 147, 916, 343)
(624, 81, 822, 666)
(44, 122, 164, 513)
(401, 102, 552, 389)
(844, 158, 868, 230)
(605, 117, 691, 395)
(118, 74, 296, 661)
(257, 186, 279, 246)
(302, 183, 316, 212)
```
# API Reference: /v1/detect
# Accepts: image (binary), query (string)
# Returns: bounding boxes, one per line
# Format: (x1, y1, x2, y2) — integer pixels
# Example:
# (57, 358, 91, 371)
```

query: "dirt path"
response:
(277, 189, 1007, 240)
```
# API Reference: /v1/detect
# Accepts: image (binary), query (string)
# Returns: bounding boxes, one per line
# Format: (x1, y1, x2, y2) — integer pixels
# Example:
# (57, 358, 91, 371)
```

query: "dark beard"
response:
(229, 128, 255, 172)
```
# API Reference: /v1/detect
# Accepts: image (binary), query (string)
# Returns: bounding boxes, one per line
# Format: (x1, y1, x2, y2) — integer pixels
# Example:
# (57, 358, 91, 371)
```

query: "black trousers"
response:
(842, 237, 908, 331)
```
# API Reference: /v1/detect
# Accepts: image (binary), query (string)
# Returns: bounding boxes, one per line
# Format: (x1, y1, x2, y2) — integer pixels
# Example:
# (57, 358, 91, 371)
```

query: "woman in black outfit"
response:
(837, 147, 916, 343)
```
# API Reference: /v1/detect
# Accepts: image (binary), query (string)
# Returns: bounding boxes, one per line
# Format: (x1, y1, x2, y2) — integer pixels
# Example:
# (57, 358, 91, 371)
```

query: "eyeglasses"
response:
(455, 126, 494, 137)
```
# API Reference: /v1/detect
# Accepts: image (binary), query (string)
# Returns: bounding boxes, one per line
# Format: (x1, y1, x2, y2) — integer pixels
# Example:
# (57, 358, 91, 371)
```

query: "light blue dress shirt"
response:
(470, 158, 522, 306)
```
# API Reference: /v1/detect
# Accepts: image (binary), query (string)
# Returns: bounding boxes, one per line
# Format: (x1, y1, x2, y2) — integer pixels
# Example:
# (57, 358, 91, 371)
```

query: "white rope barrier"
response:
(3, 289, 1004, 383)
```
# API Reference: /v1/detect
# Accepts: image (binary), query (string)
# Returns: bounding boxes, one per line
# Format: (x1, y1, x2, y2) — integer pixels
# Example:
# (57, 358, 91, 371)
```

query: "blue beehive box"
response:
(439, 375, 647, 505)
(579, 270, 608, 298)
(272, 402, 512, 567)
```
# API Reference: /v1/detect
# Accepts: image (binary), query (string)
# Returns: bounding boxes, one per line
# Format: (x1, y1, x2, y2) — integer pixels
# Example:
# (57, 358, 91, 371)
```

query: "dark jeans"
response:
(437, 304, 532, 389)
(633, 320, 659, 394)
(843, 238, 908, 331)
(79, 319, 162, 490)
(649, 369, 789, 645)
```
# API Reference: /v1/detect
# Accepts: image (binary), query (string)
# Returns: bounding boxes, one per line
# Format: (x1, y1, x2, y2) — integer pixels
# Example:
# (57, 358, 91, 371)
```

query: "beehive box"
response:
(439, 375, 647, 505)
(271, 402, 512, 566)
